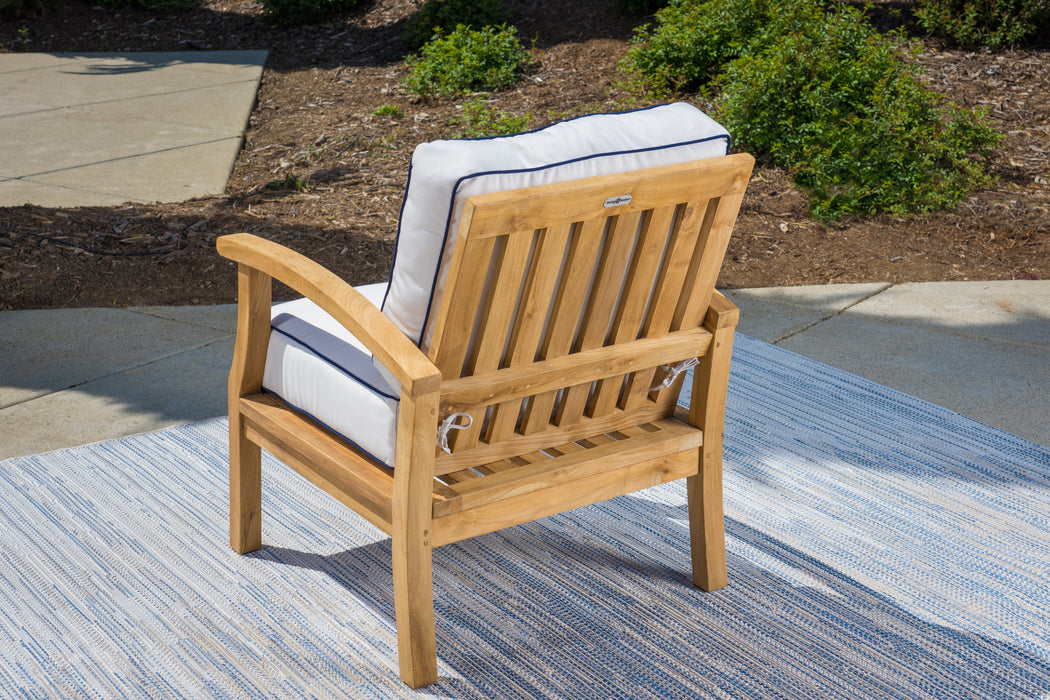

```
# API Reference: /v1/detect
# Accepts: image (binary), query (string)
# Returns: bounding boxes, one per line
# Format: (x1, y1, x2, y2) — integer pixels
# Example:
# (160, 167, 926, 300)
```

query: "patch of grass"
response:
(372, 104, 405, 117)
(266, 173, 309, 192)
(453, 98, 531, 137)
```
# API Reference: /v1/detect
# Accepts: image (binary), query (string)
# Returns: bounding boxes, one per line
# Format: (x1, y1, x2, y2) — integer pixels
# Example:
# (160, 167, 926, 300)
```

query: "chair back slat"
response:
(585, 203, 679, 419)
(670, 196, 722, 332)
(485, 222, 573, 444)
(429, 235, 496, 376)
(429, 155, 752, 469)
(620, 200, 711, 411)
(450, 230, 534, 451)
(552, 210, 640, 426)
(519, 217, 605, 435)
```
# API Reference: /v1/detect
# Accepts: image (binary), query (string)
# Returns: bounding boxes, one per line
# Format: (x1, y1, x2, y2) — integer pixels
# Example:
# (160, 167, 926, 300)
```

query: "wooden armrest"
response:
(217, 233, 440, 397)
(704, 290, 739, 331)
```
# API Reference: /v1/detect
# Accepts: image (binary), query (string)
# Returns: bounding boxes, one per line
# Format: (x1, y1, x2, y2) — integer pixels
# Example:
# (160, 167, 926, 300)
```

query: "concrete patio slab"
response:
(778, 313, 1050, 447)
(2, 105, 231, 178)
(0, 178, 130, 208)
(0, 306, 231, 410)
(726, 282, 890, 343)
(0, 337, 234, 458)
(845, 280, 1050, 346)
(28, 137, 245, 204)
(0, 50, 266, 207)
(128, 304, 238, 333)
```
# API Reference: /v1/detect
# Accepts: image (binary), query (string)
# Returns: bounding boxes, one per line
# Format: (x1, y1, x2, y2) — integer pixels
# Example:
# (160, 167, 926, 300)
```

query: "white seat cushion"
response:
(381, 102, 731, 352)
(261, 283, 399, 467)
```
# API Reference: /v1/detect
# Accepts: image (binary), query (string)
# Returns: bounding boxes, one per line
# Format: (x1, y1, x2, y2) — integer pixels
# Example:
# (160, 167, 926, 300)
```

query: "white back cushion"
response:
(381, 102, 731, 352)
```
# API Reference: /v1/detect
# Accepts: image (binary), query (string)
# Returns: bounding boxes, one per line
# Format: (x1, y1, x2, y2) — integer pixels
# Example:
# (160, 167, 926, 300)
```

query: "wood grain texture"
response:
(227, 265, 270, 554)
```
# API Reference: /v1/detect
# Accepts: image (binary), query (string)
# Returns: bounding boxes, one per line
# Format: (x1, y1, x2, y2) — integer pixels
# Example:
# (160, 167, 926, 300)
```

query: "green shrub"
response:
(622, 0, 1001, 219)
(260, 0, 363, 26)
(453, 98, 531, 137)
(718, 5, 1001, 217)
(403, 24, 535, 97)
(94, 0, 200, 10)
(402, 0, 509, 52)
(914, 0, 1050, 49)
(620, 0, 779, 97)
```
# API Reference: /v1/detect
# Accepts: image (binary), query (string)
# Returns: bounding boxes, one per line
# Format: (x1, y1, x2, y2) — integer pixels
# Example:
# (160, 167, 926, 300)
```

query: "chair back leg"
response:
(687, 313, 735, 591)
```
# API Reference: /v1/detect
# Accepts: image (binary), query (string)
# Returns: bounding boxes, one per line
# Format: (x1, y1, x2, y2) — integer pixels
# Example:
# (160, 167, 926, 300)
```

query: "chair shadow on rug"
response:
(219, 104, 754, 687)
(246, 501, 1050, 698)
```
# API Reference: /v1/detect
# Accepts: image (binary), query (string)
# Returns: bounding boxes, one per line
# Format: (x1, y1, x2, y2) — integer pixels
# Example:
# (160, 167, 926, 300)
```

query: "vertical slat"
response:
(229, 265, 270, 554)
(520, 218, 605, 434)
(586, 205, 677, 418)
(621, 201, 707, 410)
(486, 223, 573, 443)
(429, 235, 497, 377)
(671, 197, 721, 332)
(553, 211, 640, 426)
(454, 231, 535, 450)
(673, 188, 748, 332)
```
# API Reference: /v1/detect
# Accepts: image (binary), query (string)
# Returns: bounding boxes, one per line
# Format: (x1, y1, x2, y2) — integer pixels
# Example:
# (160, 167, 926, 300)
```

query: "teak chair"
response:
(217, 104, 753, 687)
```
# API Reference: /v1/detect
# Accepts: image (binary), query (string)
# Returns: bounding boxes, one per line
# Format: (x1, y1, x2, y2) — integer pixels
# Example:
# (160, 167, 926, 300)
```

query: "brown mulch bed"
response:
(0, 0, 1047, 310)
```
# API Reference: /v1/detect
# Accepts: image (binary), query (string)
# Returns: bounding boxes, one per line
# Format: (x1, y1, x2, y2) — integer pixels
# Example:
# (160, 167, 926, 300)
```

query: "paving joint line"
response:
(10, 135, 244, 181)
(0, 77, 263, 122)
(125, 307, 237, 334)
(770, 283, 894, 345)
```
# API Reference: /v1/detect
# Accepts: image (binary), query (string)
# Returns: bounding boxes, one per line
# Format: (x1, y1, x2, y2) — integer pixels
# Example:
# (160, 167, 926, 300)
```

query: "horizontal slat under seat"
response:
(432, 417, 701, 519)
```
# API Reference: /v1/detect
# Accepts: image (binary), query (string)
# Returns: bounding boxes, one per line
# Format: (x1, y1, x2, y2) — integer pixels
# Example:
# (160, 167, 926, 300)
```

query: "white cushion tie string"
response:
(650, 357, 700, 392)
(437, 412, 473, 454)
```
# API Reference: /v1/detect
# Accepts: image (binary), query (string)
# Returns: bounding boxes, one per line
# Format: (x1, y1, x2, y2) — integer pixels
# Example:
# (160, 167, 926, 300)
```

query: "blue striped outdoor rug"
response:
(2, 334, 1048, 699)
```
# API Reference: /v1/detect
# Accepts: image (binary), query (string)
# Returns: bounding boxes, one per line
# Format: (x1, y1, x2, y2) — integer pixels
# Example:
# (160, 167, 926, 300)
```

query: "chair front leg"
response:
(230, 411, 262, 553)
(391, 391, 439, 688)
(687, 317, 735, 592)
(228, 264, 271, 554)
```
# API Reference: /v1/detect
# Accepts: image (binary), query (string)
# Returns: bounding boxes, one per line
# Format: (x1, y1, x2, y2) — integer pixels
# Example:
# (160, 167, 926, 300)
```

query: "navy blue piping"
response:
(380, 159, 415, 315)
(271, 323, 399, 402)
(261, 388, 394, 470)
(381, 102, 733, 347)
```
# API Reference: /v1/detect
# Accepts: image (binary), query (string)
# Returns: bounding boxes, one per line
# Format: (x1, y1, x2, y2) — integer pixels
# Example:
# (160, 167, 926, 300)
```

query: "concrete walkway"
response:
(0, 51, 266, 207)
(2, 280, 1048, 460)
